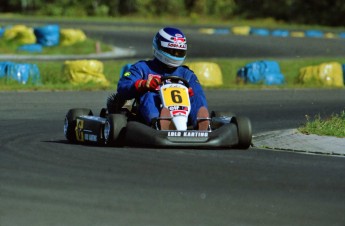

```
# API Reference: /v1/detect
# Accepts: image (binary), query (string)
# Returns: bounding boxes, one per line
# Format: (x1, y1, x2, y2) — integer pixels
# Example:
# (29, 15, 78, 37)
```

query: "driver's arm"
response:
(117, 64, 144, 99)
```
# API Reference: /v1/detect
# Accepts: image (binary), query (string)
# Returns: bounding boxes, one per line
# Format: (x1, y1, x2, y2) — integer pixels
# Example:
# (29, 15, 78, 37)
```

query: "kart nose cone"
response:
(172, 115, 188, 131)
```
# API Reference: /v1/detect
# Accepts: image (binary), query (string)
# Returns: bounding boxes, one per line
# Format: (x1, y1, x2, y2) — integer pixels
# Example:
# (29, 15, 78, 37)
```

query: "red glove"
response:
(135, 74, 161, 92)
(188, 87, 194, 97)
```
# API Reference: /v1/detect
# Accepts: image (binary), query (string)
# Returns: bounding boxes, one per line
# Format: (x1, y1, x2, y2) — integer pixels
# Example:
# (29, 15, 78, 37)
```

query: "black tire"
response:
(103, 114, 127, 146)
(234, 116, 252, 149)
(64, 108, 93, 143)
(210, 111, 236, 130)
(210, 111, 236, 118)
(106, 93, 126, 114)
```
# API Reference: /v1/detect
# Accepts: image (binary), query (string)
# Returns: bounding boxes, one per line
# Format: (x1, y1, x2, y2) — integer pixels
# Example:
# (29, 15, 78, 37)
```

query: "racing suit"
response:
(117, 58, 208, 128)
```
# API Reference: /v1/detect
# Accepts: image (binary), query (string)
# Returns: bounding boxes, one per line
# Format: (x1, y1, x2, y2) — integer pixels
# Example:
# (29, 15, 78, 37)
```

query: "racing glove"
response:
(188, 87, 194, 97)
(135, 74, 161, 92)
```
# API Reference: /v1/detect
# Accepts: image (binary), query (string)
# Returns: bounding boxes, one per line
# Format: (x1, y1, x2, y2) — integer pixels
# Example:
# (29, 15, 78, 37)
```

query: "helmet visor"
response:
(161, 46, 186, 58)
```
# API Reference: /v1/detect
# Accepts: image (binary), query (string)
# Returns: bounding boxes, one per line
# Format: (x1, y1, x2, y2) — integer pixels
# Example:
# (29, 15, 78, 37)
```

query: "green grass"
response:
(41, 39, 112, 55)
(0, 38, 112, 55)
(299, 111, 345, 137)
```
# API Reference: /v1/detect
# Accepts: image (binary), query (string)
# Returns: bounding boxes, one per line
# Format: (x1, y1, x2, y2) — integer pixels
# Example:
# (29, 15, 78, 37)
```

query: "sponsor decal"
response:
(172, 110, 187, 116)
(168, 131, 182, 137)
(173, 34, 186, 49)
(84, 133, 98, 142)
(168, 131, 209, 137)
(124, 72, 131, 77)
(168, 106, 189, 111)
(75, 119, 84, 142)
(161, 41, 186, 50)
(183, 131, 208, 137)
(173, 35, 185, 42)
(168, 43, 186, 49)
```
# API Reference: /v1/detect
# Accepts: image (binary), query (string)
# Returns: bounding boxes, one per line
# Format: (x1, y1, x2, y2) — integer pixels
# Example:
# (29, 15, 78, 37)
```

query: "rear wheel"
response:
(64, 108, 93, 143)
(234, 116, 252, 149)
(103, 114, 127, 146)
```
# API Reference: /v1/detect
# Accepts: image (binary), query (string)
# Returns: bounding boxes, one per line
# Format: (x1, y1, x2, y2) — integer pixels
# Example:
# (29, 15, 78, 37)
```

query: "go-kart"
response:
(64, 76, 252, 149)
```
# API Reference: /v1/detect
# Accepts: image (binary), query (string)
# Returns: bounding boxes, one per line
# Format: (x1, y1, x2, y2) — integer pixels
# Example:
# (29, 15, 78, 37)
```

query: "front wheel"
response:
(210, 111, 236, 118)
(234, 116, 252, 149)
(210, 111, 236, 130)
(103, 114, 127, 146)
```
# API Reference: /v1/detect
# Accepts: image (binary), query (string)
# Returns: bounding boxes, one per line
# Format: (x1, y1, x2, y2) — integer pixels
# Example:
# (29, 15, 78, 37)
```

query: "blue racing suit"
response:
(117, 58, 208, 128)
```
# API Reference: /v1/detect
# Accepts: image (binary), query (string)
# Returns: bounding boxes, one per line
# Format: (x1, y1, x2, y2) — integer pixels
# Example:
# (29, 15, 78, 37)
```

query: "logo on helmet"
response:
(168, 43, 186, 49)
(172, 34, 186, 42)
(169, 34, 186, 49)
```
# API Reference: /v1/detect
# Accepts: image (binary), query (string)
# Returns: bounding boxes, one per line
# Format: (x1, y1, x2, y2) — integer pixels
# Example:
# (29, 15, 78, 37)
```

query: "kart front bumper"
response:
(125, 121, 240, 149)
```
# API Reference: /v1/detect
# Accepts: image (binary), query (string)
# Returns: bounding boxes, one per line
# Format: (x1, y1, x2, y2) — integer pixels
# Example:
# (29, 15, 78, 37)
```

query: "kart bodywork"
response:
(64, 107, 252, 149)
(64, 76, 252, 149)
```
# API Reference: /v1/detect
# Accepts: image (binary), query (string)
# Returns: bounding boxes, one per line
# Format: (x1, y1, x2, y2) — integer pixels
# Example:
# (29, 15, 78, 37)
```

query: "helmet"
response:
(153, 27, 187, 67)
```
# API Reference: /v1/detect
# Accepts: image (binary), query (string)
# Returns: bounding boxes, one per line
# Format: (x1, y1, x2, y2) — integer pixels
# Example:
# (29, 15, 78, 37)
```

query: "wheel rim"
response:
(63, 117, 68, 136)
(104, 120, 111, 142)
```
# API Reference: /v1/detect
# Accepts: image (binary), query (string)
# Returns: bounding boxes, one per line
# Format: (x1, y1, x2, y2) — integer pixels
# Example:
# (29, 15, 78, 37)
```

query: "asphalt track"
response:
(1, 19, 345, 226)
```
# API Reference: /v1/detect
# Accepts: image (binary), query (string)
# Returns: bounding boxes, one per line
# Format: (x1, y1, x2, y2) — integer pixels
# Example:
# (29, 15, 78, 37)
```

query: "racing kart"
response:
(64, 76, 252, 149)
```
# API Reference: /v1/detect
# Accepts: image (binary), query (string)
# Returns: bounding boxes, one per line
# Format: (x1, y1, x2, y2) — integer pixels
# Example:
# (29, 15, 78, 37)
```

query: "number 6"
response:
(171, 90, 182, 103)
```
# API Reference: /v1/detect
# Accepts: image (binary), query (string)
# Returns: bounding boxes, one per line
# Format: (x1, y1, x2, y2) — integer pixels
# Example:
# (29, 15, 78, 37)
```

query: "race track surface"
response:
(1, 90, 345, 226)
(0, 19, 345, 226)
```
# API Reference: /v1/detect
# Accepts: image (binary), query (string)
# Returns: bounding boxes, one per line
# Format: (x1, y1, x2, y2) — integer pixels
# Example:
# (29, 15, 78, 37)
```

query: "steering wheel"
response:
(161, 76, 189, 88)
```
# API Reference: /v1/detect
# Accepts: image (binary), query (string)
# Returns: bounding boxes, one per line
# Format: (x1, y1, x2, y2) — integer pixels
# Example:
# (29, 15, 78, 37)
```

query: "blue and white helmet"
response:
(153, 27, 187, 67)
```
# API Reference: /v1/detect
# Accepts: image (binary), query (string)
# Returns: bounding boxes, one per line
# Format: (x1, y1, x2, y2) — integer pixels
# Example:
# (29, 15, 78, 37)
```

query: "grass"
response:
(299, 111, 345, 137)
(0, 38, 112, 55)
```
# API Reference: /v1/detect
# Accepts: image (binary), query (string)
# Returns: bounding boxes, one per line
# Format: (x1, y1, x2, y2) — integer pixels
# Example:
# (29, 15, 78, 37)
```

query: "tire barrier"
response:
(3, 25, 36, 44)
(271, 29, 290, 37)
(297, 62, 344, 87)
(0, 61, 41, 84)
(236, 60, 285, 85)
(34, 24, 60, 46)
(60, 29, 86, 46)
(199, 26, 345, 39)
(1, 24, 87, 53)
(186, 62, 223, 87)
(62, 60, 109, 86)
(235, 60, 344, 87)
(0, 27, 5, 37)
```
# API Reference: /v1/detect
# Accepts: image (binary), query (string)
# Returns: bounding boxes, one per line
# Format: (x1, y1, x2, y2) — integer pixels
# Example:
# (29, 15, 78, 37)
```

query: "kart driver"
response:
(113, 27, 209, 130)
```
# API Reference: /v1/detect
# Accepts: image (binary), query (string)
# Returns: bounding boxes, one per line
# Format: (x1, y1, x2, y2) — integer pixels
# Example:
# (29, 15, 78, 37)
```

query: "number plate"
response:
(161, 87, 190, 107)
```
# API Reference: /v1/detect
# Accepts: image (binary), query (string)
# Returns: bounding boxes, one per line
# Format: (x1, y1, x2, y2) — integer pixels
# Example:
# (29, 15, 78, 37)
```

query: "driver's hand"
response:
(135, 74, 161, 92)
(146, 74, 161, 90)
